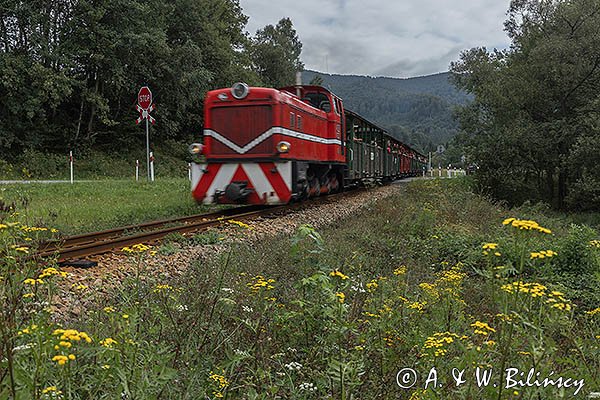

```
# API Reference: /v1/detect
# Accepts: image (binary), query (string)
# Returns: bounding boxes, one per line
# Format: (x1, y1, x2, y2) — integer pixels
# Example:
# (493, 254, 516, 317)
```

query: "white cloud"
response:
(239, 0, 511, 77)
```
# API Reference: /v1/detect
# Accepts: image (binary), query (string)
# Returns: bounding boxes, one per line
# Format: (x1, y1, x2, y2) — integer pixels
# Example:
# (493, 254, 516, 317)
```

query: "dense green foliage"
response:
(451, 0, 600, 210)
(0, 1, 302, 165)
(302, 70, 471, 152)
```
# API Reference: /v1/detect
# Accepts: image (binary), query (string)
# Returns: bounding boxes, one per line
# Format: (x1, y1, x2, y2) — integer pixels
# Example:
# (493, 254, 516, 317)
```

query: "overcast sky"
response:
(239, 0, 512, 78)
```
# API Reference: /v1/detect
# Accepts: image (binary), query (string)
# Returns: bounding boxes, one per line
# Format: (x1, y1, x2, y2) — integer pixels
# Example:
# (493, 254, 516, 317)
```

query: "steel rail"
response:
(35, 189, 364, 262)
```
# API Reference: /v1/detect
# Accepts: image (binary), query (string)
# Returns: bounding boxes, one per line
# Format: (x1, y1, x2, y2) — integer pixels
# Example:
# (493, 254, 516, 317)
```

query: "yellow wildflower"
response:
(502, 218, 551, 234)
(393, 265, 407, 275)
(228, 219, 251, 229)
(42, 386, 62, 395)
(52, 355, 69, 366)
(585, 307, 600, 316)
(366, 280, 378, 292)
(335, 292, 345, 303)
(100, 338, 118, 348)
(329, 269, 349, 280)
(209, 371, 230, 389)
(471, 321, 496, 335)
(482, 243, 498, 250)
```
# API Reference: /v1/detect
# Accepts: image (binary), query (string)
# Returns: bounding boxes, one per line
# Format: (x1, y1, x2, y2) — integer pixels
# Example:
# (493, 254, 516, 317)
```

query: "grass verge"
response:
(0, 179, 215, 235)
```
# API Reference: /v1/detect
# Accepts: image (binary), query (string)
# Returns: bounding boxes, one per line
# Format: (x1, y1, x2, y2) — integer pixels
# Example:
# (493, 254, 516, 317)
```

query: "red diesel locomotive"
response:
(189, 82, 426, 205)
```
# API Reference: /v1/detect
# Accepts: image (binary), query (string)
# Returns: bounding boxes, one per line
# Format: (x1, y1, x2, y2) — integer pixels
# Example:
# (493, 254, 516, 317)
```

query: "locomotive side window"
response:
(289, 112, 295, 128)
(297, 115, 303, 131)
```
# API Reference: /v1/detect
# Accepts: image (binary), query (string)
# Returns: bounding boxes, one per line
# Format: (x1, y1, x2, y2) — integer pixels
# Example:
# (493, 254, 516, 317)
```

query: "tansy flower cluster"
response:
(501, 281, 547, 297)
(20, 225, 57, 233)
(228, 219, 251, 229)
(53, 329, 92, 343)
(501, 282, 573, 311)
(153, 283, 179, 293)
(41, 386, 62, 395)
(422, 332, 463, 358)
(247, 275, 275, 292)
(23, 277, 44, 286)
(545, 290, 573, 312)
(585, 307, 600, 316)
(471, 321, 496, 336)
(407, 301, 427, 312)
(393, 265, 407, 275)
(52, 354, 75, 366)
(329, 269, 349, 280)
(100, 338, 118, 348)
(589, 240, 600, 248)
(366, 279, 378, 292)
(17, 324, 38, 335)
(482, 243, 501, 256)
(11, 245, 29, 253)
(502, 218, 552, 234)
(209, 371, 230, 398)
(122, 243, 152, 253)
(39, 267, 68, 279)
(530, 250, 557, 259)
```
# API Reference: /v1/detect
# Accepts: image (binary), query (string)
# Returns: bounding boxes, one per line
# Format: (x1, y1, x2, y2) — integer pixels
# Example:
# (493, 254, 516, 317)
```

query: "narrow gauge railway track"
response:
(35, 189, 363, 262)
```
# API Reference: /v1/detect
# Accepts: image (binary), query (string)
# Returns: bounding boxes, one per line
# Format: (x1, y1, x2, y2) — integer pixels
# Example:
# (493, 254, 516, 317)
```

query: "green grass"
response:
(0, 179, 218, 234)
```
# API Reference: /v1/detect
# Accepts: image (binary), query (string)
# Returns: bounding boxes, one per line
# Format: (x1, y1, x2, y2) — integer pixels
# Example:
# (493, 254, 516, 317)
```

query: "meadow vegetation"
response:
(1, 179, 599, 399)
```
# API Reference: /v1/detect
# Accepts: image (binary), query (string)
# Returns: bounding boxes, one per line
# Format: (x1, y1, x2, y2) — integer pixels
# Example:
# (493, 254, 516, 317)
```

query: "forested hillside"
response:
(0, 0, 302, 177)
(302, 70, 470, 152)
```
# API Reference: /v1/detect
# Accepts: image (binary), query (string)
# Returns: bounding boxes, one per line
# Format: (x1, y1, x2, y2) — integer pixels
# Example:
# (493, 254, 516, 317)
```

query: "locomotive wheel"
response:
(309, 177, 320, 197)
(328, 174, 340, 193)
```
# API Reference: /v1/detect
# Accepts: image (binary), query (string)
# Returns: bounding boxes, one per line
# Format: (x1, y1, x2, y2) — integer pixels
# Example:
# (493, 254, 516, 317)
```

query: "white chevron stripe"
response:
(242, 164, 278, 204)
(203, 164, 237, 205)
(204, 127, 341, 154)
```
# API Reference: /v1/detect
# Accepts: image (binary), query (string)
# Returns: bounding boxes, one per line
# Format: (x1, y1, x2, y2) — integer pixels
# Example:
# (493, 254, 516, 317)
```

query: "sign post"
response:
(135, 86, 156, 181)
(69, 151, 74, 184)
(136, 160, 139, 181)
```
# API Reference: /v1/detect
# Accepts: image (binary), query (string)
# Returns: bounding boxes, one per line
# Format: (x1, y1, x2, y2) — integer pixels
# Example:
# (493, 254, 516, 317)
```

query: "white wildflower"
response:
(284, 361, 302, 371)
(299, 382, 316, 391)
(242, 305, 253, 313)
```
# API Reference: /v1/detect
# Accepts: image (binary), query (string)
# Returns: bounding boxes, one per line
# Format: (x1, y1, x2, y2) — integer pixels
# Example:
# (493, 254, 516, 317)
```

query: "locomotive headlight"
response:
(231, 82, 249, 99)
(188, 143, 204, 155)
(276, 141, 291, 153)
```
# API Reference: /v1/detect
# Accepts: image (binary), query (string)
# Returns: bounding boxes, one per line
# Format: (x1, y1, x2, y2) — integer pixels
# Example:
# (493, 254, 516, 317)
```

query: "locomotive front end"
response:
(190, 83, 293, 205)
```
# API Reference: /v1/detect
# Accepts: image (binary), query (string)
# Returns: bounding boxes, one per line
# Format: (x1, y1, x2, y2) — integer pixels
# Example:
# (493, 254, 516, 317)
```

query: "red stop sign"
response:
(137, 86, 152, 110)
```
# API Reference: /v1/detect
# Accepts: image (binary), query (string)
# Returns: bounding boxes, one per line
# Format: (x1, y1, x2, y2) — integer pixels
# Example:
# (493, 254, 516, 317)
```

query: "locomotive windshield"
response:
(302, 92, 331, 112)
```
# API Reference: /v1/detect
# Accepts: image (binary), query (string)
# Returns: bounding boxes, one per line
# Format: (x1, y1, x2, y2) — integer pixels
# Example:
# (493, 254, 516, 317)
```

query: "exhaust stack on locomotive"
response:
(190, 82, 426, 205)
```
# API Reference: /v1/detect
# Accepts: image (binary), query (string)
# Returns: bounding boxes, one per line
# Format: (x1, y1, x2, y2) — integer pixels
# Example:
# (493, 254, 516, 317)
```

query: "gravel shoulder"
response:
(55, 181, 413, 319)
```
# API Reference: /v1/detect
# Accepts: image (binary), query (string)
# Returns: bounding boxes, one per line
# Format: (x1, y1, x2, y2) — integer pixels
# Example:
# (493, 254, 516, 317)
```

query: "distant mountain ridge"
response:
(301, 70, 470, 152)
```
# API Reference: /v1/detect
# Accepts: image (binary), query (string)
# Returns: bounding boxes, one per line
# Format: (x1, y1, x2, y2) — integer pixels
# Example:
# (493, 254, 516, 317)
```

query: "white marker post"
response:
(69, 151, 74, 184)
(150, 152, 155, 182)
(188, 163, 192, 181)
(135, 160, 139, 181)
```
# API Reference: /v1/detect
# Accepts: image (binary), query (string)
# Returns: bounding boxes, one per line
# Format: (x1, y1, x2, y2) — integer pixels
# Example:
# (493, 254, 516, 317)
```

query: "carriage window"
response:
(290, 112, 295, 128)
